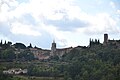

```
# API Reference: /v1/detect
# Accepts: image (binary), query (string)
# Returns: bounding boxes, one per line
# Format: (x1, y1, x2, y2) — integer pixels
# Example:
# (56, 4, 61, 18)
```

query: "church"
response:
(30, 40, 73, 60)
(30, 33, 120, 60)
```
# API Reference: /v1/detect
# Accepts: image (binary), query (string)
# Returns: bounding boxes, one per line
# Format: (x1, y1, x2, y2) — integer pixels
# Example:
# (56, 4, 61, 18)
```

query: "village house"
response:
(3, 68, 27, 75)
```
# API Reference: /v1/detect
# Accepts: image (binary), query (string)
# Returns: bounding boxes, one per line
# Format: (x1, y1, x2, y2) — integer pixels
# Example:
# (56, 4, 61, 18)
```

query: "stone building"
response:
(103, 33, 120, 47)
(50, 40, 73, 57)
(30, 48, 50, 60)
(30, 40, 73, 60)
(50, 40, 56, 56)
(3, 68, 27, 75)
(103, 33, 108, 45)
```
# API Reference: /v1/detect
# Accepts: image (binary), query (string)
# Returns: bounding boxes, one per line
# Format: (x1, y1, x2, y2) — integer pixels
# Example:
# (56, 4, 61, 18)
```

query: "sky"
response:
(0, 0, 120, 49)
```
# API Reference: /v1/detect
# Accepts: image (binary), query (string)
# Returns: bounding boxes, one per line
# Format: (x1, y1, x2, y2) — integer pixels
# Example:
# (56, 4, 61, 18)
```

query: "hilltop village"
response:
(0, 33, 120, 80)
(0, 33, 120, 61)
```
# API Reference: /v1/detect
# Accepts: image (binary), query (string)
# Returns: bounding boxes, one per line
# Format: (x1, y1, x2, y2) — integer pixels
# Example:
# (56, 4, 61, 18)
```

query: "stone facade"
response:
(30, 48, 50, 60)
(103, 33, 108, 45)
(31, 33, 120, 60)
(103, 33, 120, 47)
(50, 40, 56, 56)
(30, 40, 73, 60)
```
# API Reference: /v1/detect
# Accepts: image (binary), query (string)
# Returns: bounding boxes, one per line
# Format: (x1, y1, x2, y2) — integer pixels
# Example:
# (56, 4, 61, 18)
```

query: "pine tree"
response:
(4, 40, 6, 44)
(28, 43, 32, 48)
(0, 40, 2, 45)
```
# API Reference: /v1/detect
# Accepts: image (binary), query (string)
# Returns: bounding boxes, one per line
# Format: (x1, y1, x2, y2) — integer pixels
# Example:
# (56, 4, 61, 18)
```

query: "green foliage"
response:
(0, 40, 120, 80)
(50, 55, 59, 61)
(27, 43, 33, 48)
(14, 43, 26, 49)
(62, 45, 120, 80)
(0, 48, 16, 61)
(0, 73, 13, 80)
(0, 42, 35, 62)
(27, 63, 60, 77)
(18, 50, 34, 61)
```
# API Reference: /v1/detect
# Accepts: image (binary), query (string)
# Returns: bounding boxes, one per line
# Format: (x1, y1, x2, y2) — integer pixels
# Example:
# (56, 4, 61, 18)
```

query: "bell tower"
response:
(103, 33, 108, 45)
(51, 40, 56, 56)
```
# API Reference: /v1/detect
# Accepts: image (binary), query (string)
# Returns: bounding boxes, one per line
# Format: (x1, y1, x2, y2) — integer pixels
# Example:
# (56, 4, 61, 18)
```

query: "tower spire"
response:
(51, 39, 56, 56)
(104, 33, 108, 44)
(53, 40, 55, 43)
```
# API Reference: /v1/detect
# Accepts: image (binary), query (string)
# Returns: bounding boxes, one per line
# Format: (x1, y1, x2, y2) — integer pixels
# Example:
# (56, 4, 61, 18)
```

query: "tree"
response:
(0, 40, 2, 46)
(14, 43, 26, 49)
(4, 40, 6, 44)
(1, 49, 16, 61)
(27, 43, 33, 48)
(7, 41, 12, 46)
(64, 71, 71, 80)
(18, 50, 34, 61)
(50, 55, 59, 61)
(75, 75, 81, 80)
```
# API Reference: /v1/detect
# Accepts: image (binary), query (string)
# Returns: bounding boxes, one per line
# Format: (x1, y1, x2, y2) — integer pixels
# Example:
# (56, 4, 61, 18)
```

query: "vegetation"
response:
(18, 50, 34, 61)
(0, 40, 120, 80)
(0, 48, 15, 61)
(0, 41, 34, 62)
(13, 43, 26, 49)
(61, 45, 120, 80)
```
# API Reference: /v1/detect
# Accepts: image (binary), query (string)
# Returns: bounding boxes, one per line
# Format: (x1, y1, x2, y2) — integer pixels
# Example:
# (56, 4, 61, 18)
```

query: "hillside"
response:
(0, 33, 120, 80)
(61, 44, 120, 80)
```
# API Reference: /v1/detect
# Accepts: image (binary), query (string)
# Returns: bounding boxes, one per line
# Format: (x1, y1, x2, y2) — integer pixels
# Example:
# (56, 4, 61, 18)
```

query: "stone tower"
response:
(103, 33, 108, 45)
(51, 40, 56, 56)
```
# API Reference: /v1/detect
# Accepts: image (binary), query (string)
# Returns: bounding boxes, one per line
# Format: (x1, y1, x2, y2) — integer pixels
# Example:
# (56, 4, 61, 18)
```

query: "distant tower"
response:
(51, 40, 56, 56)
(89, 38, 92, 47)
(103, 33, 108, 45)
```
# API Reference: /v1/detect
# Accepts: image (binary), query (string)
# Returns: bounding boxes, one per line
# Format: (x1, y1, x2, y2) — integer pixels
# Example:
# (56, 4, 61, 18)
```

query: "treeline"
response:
(0, 40, 120, 80)
(27, 63, 61, 77)
(61, 45, 120, 80)
(24, 44, 120, 80)
(0, 41, 35, 61)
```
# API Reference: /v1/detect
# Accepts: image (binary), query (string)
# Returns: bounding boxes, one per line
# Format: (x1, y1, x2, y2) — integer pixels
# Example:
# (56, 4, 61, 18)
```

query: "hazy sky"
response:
(0, 0, 120, 49)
